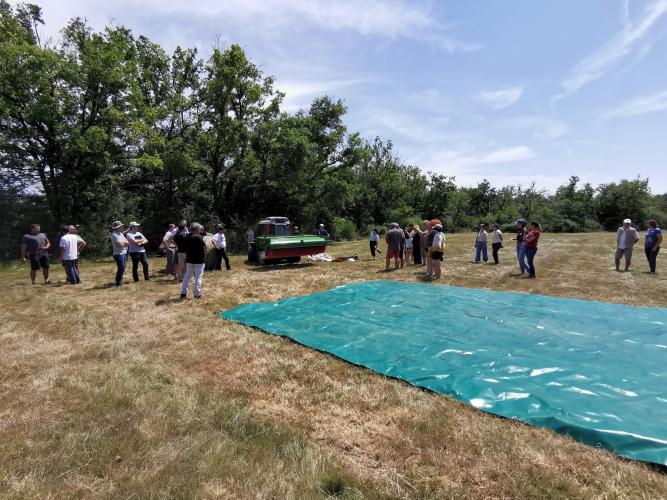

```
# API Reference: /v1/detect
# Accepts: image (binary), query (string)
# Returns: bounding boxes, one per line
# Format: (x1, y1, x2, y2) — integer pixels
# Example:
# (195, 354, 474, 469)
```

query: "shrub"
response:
(332, 217, 357, 241)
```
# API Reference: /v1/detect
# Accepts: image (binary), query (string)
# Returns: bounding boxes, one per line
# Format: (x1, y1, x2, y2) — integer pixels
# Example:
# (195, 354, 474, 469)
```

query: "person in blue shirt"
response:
(645, 219, 662, 274)
(318, 224, 330, 238)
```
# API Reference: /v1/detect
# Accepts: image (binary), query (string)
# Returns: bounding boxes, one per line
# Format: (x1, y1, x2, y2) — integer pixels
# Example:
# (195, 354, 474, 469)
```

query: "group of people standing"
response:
(110, 220, 232, 299)
(369, 216, 662, 278)
(19, 216, 663, 290)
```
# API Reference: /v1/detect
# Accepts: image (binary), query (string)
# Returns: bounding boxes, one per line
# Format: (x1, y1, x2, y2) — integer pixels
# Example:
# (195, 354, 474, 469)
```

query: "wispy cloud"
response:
(479, 86, 523, 109)
(604, 89, 667, 118)
(557, 0, 667, 98)
(479, 146, 536, 164)
(44, 0, 478, 53)
(503, 117, 571, 140)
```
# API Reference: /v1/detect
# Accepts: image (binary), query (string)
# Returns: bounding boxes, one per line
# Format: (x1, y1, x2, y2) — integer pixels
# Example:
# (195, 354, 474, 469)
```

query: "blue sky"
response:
(38, 0, 667, 192)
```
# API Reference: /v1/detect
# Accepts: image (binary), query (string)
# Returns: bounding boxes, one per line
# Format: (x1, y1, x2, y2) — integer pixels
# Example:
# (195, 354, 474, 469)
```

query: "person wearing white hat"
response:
(110, 221, 129, 286)
(126, 221, 150, 281)
(318, 223, 330, 238)
(615, 218, 639, 272)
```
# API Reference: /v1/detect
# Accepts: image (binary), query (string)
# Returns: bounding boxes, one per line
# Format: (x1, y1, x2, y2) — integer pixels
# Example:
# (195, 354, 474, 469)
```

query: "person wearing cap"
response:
(430, 223, 445, 279)
(512, 219, 529, 274)
(644, 219, 662, 274)
(615, 218, 639, 272)
(474, 223, 489, 263)
(21, 223, 51, 285)
(180, 222, 207, 299)
(174, 220, 189, 281)
(213, 224, 231, 271)
(318, 223, 330, 238)
(385, 222, 405, 271)
(491, 223, 503, 265)
(110, 221, 129, 286)
(126, 222, 150, 282)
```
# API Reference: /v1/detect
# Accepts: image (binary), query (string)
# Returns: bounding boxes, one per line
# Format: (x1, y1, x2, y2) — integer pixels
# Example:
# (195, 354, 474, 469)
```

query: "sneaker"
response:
(31, 280, 36, 285)
(180, 293, 186, 299)
(194, 295, 201, 299)
(44, 279, 50, 284)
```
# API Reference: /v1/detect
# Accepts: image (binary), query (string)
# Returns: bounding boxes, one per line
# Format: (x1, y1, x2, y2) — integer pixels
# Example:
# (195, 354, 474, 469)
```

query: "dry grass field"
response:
(1, 232, 666, 499)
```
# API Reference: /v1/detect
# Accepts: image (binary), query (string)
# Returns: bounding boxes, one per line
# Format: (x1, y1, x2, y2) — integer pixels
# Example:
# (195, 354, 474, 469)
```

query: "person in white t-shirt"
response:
(430, 224, 446, 279)
(213, 224, 231, 271)
(125, 221, 150, 282)
(159, 223, 177, 276)
(491, 223, 504, 265)
(59, 225, 86, 284)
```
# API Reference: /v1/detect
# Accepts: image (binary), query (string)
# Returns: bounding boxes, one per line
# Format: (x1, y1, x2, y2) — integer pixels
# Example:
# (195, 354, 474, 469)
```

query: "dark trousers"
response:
(130, 252, 149, 281)
(492, 242, 502, 264)
(215, 248, 231, 270)
(413, 243, 422, 264)
(63, 259, 80, 284)
(370, 241, 377, 257)
(525, 246, 538, 277)
(646, 247, 660, 273)
(113, 254, 126, 286)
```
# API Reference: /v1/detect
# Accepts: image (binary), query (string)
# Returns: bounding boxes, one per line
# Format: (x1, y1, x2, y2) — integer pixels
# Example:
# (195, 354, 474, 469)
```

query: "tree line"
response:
(1, 2, 666, 258)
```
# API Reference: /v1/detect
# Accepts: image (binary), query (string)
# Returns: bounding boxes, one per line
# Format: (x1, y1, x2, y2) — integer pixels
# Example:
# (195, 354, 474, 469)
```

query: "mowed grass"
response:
(1, 232, 666, 499)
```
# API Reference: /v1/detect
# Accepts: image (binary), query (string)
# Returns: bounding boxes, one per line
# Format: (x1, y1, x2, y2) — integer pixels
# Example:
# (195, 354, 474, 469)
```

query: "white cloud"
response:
(278, 78, 370, 112)
(604, 89, 667, 118)
(40, 0, 477, 53)
(479, 86, 523, 109)
(479, 146, 536, 164)
(504, 117, 571, 139)
(557, 0, 667, 98)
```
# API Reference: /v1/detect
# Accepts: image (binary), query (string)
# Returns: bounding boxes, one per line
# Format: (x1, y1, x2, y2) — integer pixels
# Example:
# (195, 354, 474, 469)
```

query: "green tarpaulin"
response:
(220, 280, 667, 465)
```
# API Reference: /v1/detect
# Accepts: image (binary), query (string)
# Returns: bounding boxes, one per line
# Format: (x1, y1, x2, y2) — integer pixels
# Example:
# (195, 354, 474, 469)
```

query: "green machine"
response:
(248, 217, 328, 265)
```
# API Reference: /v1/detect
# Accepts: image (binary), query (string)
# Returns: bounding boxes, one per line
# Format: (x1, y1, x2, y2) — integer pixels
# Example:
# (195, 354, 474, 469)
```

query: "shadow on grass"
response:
(249, 263, 315, 272)
(155, 297, 186, 306)
(89, 282, 118, 290)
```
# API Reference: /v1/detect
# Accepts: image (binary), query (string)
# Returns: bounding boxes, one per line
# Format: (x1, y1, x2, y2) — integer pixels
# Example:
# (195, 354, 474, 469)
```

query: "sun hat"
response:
(433, 223, 443, 230)
(111, 220, 124, 229)
(515, 218, 527, 224)
(319, 223, 324, 227)
(128, 221, 140, 228)
(623, 218, 632, 224)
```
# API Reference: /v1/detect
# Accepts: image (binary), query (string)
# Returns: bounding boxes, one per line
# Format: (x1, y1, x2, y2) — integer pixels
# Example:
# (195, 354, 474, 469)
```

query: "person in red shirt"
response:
(524, 221, 541, 278)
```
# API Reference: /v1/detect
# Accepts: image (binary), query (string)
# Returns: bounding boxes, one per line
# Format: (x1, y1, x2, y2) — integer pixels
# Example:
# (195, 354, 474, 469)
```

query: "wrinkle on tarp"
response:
(219, 280, 667, 465)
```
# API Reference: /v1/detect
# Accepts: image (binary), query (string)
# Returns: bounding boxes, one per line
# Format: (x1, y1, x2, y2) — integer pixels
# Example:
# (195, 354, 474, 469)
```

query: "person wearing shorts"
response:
(430, 224, 445, 279)
(615, 218, 639, 272)
(21, 223, 51, 284)
(384, 222, 405, 271)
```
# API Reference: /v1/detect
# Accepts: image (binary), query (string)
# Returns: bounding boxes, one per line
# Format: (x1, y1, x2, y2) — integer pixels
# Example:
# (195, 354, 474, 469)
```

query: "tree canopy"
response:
(1, 3, 665, 257)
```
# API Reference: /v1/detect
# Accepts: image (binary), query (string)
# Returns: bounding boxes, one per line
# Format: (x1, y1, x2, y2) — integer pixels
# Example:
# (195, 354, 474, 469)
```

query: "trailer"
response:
(248, 217, 328, 265)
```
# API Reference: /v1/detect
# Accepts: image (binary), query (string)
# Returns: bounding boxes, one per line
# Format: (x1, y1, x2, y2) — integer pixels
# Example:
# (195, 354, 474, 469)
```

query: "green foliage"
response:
(1, 6, 665, 259)
(332, 217, 357, 241)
